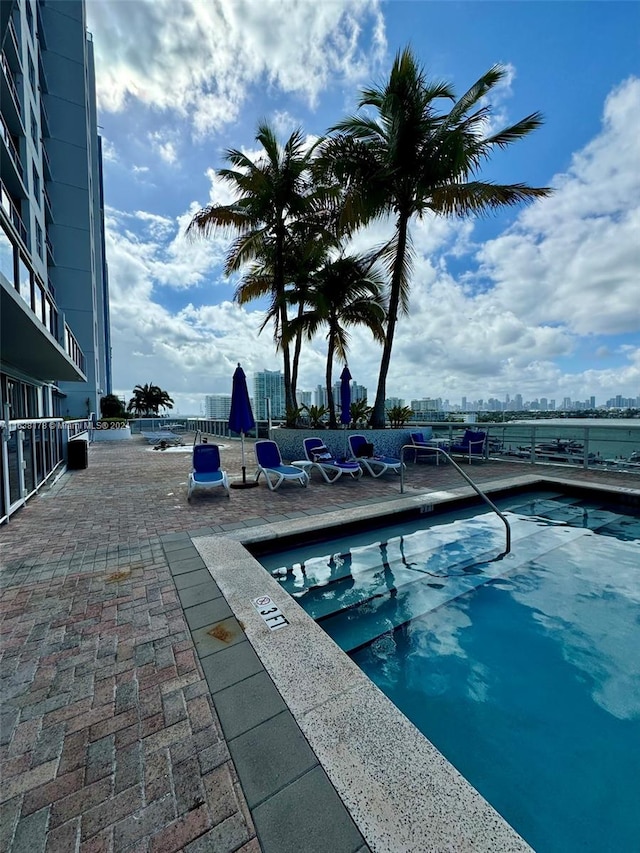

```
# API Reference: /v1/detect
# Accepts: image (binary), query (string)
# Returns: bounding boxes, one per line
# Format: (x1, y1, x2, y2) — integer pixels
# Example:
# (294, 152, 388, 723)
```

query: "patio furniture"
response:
(187, 443, 230, 500)
(449, 429, 487, 464)
(348, 434, 404, 478)
(254, 440, 309, 491)
(303, 437, 363, 483)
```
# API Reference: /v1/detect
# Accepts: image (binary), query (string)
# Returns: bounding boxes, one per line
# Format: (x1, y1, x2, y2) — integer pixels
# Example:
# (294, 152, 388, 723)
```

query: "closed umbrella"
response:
(228, 363, 258, 489)
(340, 366, 352, 458)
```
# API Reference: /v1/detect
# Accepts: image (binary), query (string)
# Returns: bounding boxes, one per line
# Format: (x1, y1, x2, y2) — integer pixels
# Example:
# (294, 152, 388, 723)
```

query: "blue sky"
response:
(87, 0, 640, 413)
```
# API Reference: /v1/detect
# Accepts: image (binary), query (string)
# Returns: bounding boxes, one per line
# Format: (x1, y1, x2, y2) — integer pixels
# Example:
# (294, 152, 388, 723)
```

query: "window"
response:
(33, 280, 44, 321)
(0, 226, 15, 284)
(18, 256, 31, 303)
(28, 53, 35, 92)
(30, 107, 38, 145)
(35, 221, 43, 260)
(32, 162, 40, 202)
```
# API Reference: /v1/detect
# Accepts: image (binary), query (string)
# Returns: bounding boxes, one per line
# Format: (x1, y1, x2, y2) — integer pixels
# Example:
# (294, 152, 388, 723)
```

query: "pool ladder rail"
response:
(399, 444, 512, 556)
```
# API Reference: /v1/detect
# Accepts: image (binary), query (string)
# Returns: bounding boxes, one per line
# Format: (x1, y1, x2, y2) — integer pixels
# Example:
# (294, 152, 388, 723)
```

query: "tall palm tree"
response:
(288, 254, 387, 429)
(319, 47, 552, 427)
(186, 122, 322, 421)
(127, 383, 174, 416)
(233, 217, 338, 414)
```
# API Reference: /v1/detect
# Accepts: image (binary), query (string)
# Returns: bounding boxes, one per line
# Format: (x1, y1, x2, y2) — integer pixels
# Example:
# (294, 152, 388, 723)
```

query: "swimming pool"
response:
(258, 491, 640, 853)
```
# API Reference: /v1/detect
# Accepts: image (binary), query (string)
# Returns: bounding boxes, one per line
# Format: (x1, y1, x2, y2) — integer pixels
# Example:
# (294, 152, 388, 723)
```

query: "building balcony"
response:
(1, 269, 86, 383)
(0, 180, 28, 247)
(43, 184, 53, 224)
(37, 48, 49, 94)
(4, 19, 22, 72)
(1, 51, 24, 130)
(46, 234, 55, 266)
(0, 113, 26, 198)
(42, 141, 52, 181)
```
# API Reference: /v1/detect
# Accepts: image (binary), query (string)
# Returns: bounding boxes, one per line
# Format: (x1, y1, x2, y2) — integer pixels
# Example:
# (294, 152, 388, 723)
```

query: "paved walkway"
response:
(1, 436, 638, 851)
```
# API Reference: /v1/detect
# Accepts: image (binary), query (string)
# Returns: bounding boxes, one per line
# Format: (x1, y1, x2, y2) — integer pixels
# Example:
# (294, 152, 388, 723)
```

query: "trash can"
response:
(67, 439, 88, 470)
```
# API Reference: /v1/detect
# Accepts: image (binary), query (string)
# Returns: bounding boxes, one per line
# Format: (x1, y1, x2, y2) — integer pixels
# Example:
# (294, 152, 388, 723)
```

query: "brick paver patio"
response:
(1, 435, 638, 851)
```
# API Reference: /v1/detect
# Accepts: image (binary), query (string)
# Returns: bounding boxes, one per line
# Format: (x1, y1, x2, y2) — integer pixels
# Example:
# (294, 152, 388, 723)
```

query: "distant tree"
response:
(100, 394, 126, 418)
(127, 383, 174, 416)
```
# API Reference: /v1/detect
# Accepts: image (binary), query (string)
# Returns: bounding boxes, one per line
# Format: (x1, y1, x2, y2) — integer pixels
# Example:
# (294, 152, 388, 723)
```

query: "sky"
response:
(86, 0, 640, 414)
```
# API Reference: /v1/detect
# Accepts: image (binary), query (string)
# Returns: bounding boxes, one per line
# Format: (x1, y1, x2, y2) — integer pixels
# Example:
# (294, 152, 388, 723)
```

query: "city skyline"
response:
(197, 377, 638, 420)
(88, 1, 639, 413)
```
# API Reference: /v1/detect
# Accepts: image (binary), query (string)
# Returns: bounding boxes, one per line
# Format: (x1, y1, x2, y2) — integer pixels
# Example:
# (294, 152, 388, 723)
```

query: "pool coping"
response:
(189, 473, 639, 852)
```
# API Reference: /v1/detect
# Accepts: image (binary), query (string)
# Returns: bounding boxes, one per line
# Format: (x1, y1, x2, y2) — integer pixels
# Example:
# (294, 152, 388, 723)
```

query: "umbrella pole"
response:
(230, 430, 258, 489)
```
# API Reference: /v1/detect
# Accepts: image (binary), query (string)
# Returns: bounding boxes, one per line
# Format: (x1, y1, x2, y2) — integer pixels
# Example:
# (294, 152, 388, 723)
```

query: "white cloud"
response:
(148, 131, 178, 165)
(103, 76, 640, 410)
(476, 76, 640, 338)
(88, 0, 386, 137)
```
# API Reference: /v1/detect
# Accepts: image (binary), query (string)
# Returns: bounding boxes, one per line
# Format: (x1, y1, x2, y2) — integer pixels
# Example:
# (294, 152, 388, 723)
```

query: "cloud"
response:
(103, 76, 640, 410)
(476, 76, 640, 338)
(148, 131, 178, 164)
(87, 0, 386, 137)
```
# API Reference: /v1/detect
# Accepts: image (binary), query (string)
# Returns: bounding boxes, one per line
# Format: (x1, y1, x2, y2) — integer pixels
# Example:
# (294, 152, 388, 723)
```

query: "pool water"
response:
(258, 491, 640, 853)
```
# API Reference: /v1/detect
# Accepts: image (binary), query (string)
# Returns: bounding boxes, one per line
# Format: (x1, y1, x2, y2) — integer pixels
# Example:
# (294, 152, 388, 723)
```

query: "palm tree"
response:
(233, 217, 336, 414)
(186, 122, 323, 422)
(288, 254, 387, 429)
(319, 47, 552, 427)
(127, 383, 174, 416)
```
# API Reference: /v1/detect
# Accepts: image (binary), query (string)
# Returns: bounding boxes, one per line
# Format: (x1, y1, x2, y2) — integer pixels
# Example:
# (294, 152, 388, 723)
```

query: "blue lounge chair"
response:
(255, 440, 309, 491)
(449, 429, 487, 463)
(410, 430, 450, 464)
(187, 443, 229, 500)
(348, 434, 404, 478)
(303, 437, 362, 483)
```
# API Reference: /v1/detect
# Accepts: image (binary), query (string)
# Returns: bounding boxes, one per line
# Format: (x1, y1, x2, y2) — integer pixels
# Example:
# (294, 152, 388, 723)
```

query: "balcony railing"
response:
(39, 98, 50, 138)
(6, 20, 22, 69)
(64, 323, 85, 374)
(1, 51, 22, 119)
(41, 142, 52, 180)
(0, 113, 23, 176)
(43, 184, 53, 223)
(0, 179, 27, 245)
(46, 234, 55, 266)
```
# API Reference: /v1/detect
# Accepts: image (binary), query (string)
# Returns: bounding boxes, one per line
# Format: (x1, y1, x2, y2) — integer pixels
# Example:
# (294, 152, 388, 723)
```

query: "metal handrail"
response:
(399, 444, 511, 555)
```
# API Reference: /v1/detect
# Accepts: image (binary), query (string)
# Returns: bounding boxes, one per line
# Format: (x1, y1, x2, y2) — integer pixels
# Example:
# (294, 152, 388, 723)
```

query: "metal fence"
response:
(422, 421, 640, 473)
(0, 417, 89, 524)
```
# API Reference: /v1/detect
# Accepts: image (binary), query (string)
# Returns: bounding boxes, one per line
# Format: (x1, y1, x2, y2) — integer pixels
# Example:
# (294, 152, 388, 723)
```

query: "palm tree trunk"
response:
(371, 213, 409, 428)
(291, 301, 305, 408)
(326, 332, 337, 430)
(275, 224, 295, 422)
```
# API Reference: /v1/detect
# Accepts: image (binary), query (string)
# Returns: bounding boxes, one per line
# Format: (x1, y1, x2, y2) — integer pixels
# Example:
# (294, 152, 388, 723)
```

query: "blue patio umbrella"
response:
(340, 366, 352, 457)
(228, 363, 258, 488)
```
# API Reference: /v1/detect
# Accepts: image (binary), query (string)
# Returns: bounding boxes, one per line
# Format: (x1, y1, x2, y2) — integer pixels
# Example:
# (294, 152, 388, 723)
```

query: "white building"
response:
(204, 394, 232, 420)
(254, 369, 285, 419)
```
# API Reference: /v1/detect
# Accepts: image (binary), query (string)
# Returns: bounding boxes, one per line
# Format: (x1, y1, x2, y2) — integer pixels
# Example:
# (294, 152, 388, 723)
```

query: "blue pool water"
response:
(258, 491, 640, 852)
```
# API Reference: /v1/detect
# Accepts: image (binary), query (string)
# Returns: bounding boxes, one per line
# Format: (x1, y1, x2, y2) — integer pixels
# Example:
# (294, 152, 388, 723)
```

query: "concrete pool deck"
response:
(1, 434, 639, 851)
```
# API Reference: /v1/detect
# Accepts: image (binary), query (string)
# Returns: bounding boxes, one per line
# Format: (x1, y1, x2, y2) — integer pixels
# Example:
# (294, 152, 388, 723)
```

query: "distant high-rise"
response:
(1, 0, 111, 418)
(204, 394, 232, 419)
(351, 383, 367, 403)
(298, 390, 312, 408)
(314, 385, 327, 408)
(254, 369, 285, 419)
